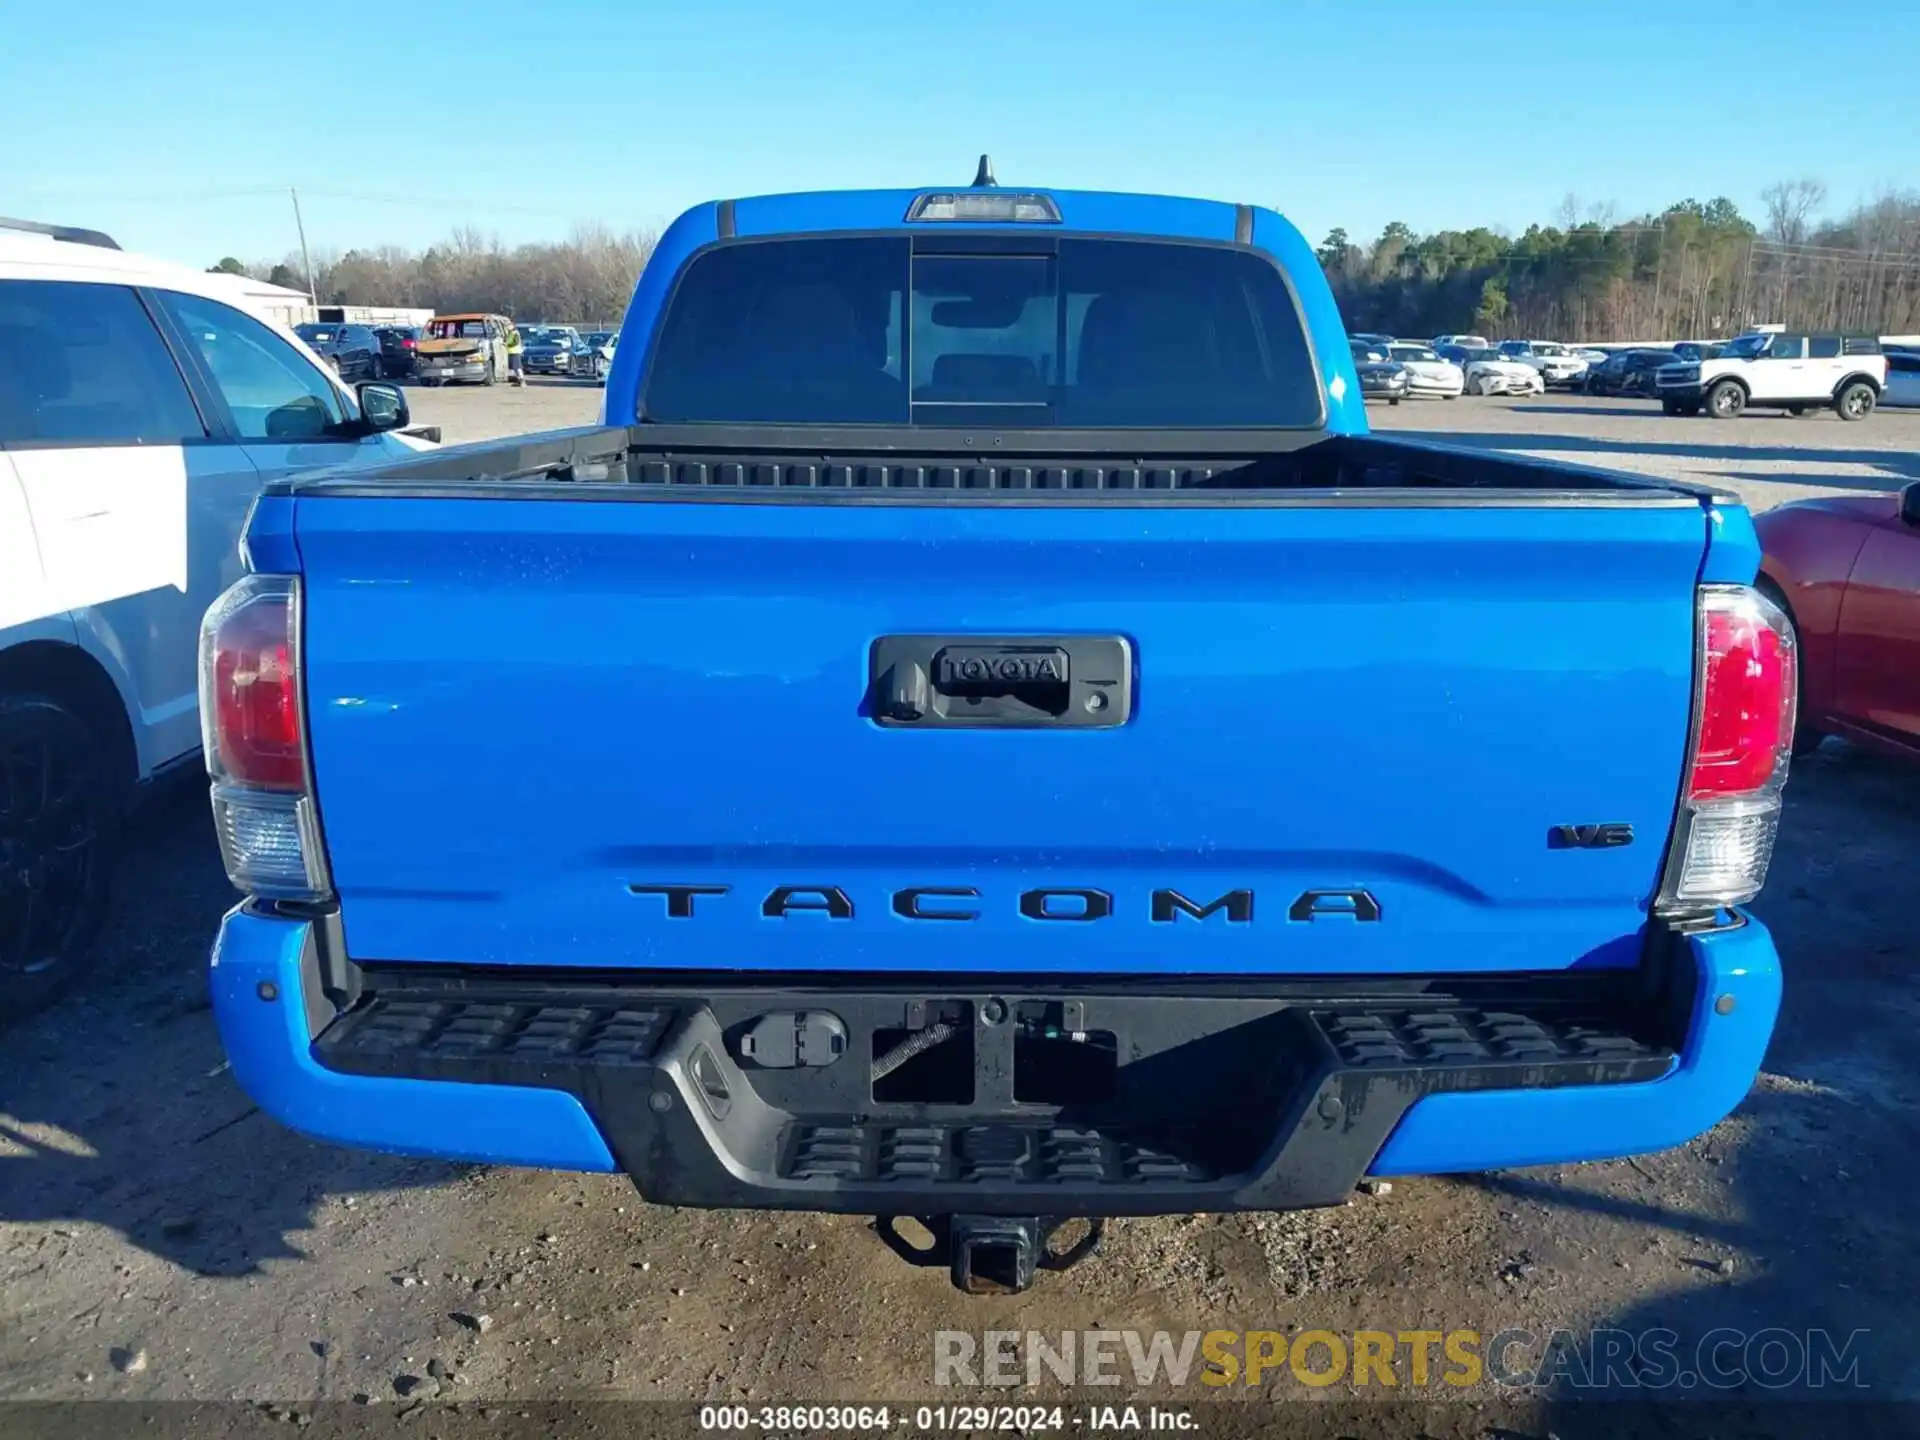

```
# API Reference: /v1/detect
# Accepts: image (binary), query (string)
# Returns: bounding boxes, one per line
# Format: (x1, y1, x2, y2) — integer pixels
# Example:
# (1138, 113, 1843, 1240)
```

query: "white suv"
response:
(1655, 332, 1887, 421)
(1496, 340, 1589, 388)
(0, 218, 432, 1019)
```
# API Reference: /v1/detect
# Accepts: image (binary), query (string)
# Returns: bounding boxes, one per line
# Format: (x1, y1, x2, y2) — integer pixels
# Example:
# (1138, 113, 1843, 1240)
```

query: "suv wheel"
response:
(1706, 380, 1746, 419)
(1835, 382, 1876, 422)
(0, 696, 114, 1024)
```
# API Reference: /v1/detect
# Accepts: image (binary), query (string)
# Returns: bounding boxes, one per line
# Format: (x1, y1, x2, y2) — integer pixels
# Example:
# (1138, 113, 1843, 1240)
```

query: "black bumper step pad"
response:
(783, 1122, 1214, 1186)
(317, 992, 677, 1082)
(1315, 1007, 1666, 1070)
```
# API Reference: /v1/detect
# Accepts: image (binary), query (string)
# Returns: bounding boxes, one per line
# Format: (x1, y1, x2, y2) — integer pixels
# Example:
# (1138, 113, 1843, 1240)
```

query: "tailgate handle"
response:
(870, 636, 1132, 729)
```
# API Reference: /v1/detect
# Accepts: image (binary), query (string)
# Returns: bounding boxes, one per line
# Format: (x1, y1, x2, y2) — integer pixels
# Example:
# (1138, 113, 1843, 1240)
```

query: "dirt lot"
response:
(3, 384, 1917, 1434)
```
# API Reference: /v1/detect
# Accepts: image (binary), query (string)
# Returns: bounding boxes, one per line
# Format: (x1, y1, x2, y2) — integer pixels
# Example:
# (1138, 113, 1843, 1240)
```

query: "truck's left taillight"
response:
(198, 574, 332, 901)
(1655, 583, 1797, 917)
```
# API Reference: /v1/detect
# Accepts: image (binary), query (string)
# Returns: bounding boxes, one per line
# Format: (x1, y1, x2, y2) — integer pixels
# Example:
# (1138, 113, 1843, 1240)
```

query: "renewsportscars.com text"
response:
(934, 1328, 1867, 1391)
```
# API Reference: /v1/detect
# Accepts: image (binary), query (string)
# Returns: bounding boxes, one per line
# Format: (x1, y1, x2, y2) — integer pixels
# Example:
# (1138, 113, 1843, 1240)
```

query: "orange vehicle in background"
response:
(414, 313, 512, 385)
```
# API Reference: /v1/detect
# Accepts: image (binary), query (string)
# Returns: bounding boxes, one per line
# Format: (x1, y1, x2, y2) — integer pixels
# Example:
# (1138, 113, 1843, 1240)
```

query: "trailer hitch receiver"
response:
(876, 1214, 1105, 1294)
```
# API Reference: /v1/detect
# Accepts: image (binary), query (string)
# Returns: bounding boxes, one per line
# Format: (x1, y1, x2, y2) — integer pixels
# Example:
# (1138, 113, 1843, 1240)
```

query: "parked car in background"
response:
(1451, 347, 1546, 396)
(1758, 480, 1920, 761)
(571, 330, 617, 382)
(525, 326, 583, 376)
(0, 216, 434, 1021)
(1497, 340, 1588, 388)
(415, 313, 512, 385)
(1884, 350, 1920, 408)
(294, 322, 382, 380)
(375, 325, 419, 379)
(1656, 331, 1887, 420)
(1349, 331, 1395, 351)
(1433, 333, 1489, 351)
(1386, 341, 1464, 398)
(1584, 348, 1674, 397)
(1349, 340, 1407, 404)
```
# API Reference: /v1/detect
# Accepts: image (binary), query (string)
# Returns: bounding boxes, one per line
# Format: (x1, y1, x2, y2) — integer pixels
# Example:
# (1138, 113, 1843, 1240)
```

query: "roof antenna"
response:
(972, 154, 997, 188)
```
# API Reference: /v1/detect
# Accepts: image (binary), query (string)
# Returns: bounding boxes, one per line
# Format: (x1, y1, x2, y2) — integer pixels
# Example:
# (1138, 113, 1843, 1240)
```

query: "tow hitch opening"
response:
(876, 1214, 1105, 1295)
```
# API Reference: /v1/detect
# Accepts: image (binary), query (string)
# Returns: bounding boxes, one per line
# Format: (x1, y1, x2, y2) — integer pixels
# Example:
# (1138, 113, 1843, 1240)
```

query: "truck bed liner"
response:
(268, 424, 1724, 508)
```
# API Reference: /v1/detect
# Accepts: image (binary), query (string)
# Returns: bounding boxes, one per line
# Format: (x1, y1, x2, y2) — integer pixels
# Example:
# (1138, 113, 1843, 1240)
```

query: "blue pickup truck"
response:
(204, 163, 1792, 1294)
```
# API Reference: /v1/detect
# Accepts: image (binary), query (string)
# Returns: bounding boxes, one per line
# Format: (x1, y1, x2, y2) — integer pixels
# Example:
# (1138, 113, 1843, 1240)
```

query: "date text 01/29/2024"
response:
(697, 1406, 1194, 1431)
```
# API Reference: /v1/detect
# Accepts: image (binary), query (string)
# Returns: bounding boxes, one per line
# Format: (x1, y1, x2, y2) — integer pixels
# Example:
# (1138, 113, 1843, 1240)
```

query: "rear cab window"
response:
(641, 236, 1323, 428)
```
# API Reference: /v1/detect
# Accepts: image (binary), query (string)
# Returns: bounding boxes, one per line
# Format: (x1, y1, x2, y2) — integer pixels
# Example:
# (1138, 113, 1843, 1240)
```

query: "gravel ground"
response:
(3, 382, 1917, 1434)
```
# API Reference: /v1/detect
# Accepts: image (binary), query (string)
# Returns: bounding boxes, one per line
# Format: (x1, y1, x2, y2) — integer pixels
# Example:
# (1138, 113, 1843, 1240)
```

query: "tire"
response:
(1662, 400, 1682, 416)
(1786, 404, 1806, 417)
(1706, 379, 1746, 420)
(1835, 381, 1876, 422)
(482, 358, 497, 386)
(0, 695, 116, 1025)
(370, 355, 386, 381)
(1387, 396, 1399, 406)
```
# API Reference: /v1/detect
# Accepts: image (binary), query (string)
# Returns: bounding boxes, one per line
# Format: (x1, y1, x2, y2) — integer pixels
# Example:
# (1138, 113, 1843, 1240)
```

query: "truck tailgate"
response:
(293, 494, 1707, 975)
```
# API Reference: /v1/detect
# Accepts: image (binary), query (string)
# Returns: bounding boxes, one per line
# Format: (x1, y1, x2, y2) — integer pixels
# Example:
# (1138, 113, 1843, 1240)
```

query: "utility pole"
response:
(1740, 236, 1757, 328)
(290, 187, 316, 305)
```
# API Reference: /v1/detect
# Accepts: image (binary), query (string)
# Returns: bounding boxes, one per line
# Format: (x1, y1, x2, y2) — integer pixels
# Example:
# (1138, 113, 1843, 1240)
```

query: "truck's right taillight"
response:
(198, 574, 332, 902)
(1655, 584, 1797, 916)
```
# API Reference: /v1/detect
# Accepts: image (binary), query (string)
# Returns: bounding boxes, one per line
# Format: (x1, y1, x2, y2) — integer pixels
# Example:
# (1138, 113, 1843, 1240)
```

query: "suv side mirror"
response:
(356, 381, 409, 434)
(1902, 480, 1920, 528)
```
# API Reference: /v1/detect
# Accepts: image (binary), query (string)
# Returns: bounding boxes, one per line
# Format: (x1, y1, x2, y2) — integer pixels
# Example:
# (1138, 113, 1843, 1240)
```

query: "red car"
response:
(1757, 480, 1920, 760)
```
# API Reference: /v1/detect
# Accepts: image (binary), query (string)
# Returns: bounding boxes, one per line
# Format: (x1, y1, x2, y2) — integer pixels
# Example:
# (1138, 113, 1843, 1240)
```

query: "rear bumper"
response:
(210, 910, 1779, 1213)
(418, 361, 488, 382)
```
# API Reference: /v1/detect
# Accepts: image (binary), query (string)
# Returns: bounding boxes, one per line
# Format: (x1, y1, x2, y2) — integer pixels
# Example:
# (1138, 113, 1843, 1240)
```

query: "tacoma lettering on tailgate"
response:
(625, 884, 1382, 923)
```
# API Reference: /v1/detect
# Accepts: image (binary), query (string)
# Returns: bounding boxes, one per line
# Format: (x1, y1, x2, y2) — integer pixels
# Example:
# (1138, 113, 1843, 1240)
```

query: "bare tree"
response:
(1761, 177, 1828, 245)
(267, 225, 660, 325)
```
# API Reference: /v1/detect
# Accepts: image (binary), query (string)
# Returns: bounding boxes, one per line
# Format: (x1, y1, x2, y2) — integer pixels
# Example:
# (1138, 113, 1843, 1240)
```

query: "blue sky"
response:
(6, 1, 1915, 269)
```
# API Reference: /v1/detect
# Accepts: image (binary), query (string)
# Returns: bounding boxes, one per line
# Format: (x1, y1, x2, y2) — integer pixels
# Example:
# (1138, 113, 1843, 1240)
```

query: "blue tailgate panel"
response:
(296, 496, 1705, 976)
